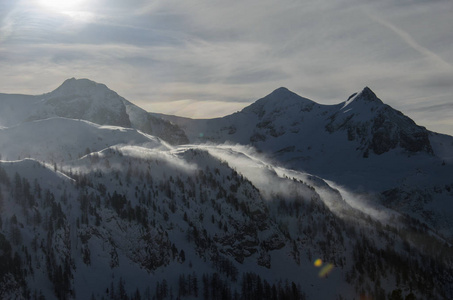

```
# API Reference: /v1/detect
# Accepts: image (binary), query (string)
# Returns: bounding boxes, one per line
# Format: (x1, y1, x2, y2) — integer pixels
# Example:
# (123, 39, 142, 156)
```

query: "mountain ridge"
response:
(0, 78, 452, 299)
(160, 84, 437, 162)
(149, 82, 452, 241)
(0, 78, 188, 144)
(49, 78, 112, 97)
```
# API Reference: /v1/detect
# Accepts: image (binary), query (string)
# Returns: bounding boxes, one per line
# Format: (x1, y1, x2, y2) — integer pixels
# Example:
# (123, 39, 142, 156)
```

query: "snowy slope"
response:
(0, 79, 452, 299)
(0, 117, 167, 163)
(157, 86, 450, 190)
(163, 87, 435, 170)
(0, 93, 40, 127)
(1, 142, 451, 299)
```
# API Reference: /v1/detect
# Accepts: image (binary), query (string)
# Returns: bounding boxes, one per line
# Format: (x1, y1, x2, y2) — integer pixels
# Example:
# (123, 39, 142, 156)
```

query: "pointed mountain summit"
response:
(164, 86, 436, 170)
(258, 87, 307, 102)
(354, 86, 383, 104)
(342, 86, 384, 110)
(328, 86, 433, 156)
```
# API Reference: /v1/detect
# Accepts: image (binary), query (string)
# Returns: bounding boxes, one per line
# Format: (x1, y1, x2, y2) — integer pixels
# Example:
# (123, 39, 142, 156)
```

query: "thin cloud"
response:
(148, 100, 246, 119)
(367, 12, 453, 72)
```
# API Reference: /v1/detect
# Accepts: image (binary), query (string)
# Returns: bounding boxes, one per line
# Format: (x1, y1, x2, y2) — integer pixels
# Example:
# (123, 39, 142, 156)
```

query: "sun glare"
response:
(36, 0, 88, 12)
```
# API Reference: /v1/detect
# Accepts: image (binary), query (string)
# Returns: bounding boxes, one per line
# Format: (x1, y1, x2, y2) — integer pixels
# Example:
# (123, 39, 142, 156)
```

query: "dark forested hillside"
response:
(0, 146, 452, 299)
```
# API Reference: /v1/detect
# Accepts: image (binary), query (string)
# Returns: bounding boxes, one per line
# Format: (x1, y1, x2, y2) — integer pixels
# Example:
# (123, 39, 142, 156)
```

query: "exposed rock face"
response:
(163, 86, 434, 159)
(327, 87, 434, 156)
(369, 110, 433, 155)
(132, 113, 189, 145)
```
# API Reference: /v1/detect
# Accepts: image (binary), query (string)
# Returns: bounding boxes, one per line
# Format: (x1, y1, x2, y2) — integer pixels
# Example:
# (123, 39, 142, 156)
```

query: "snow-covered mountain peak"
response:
(342, 86, 383, 110)
(0, 78, 189, 144)
(356, 86, 381, 102)
(241, 87, 315, 118)
(30, 77, 133, 128)
(268, 86, 294, 97)
(50, 77, 112, 97)
(354, 87, 385, 109)
(0, 79, 117, 128)
(260, 87, 314, 104)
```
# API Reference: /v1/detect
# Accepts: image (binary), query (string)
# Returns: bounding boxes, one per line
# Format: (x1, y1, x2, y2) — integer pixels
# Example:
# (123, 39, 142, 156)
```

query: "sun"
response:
(35, 0, 94, 21)
(36, 0, 88, 13)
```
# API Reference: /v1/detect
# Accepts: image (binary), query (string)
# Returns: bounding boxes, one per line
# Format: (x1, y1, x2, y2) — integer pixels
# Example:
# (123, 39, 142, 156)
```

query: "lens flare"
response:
(318, 263, 334, 278)
(314, 258, 323, 267)
(314, 258, 334, 278)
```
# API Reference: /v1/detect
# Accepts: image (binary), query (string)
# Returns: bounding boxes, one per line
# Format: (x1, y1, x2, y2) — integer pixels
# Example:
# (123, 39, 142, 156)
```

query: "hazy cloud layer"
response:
(1, 0, 452, 134)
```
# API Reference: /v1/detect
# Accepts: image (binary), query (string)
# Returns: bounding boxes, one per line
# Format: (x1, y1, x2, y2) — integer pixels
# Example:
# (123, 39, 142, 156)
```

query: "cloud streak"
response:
(367, 12, 453, 72)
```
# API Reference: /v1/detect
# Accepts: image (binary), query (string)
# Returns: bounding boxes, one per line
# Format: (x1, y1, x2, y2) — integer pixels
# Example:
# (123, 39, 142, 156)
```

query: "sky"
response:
(1, 0, 453, 135)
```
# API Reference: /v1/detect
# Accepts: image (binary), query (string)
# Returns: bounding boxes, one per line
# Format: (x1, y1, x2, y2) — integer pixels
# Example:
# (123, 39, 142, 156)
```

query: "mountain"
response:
(1, 143, 451, 300)
(160, 86, 437, 164)
(157, 86, 453, 240)
(0, 78, 188, 144)
(0, 79, 452, 299)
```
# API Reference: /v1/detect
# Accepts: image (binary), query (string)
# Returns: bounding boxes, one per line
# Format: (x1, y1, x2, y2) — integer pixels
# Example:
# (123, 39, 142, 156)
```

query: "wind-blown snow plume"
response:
(187, 143, 398, 224)
(324, 180, 398, 223)
(182, 144, 349, 214)
(121, 145, 198, 174)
